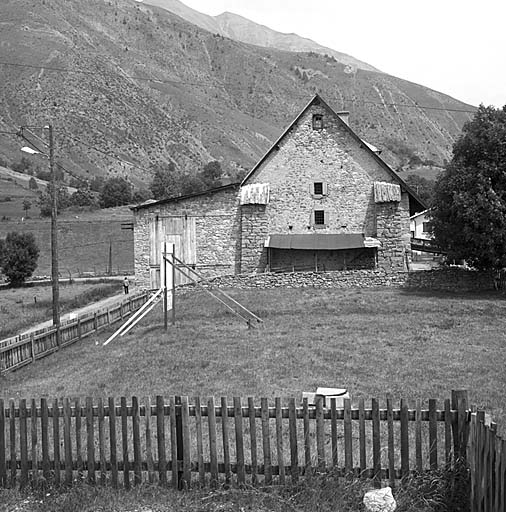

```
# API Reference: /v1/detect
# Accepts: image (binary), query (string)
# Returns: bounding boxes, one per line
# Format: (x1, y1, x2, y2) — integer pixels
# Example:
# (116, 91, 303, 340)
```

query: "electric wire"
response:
(0, 60, 478, 114)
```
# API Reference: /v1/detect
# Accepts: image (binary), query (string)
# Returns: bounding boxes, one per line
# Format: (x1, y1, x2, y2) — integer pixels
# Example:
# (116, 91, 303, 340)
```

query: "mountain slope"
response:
(145, 0, 378, 72)
(0, 0, 475, 189)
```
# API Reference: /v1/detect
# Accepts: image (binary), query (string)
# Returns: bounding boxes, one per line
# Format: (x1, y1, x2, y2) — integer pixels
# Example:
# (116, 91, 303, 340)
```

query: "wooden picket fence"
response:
(469, 410, 506, 512)
(0, 392, 470, 490)
(0, 291, 149, 374)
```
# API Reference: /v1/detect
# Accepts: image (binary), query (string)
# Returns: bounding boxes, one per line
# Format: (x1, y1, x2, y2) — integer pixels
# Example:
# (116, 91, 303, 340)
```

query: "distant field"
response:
(0, 208, 134, 277)
(2, 287, 506, 429)
(0, 174, 41, 218)
(0, 281, 123, 339)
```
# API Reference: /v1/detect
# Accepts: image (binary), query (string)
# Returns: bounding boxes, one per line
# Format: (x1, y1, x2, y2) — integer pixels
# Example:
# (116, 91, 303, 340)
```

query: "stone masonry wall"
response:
(241, 204, 268, 273)
(133, 188, 241, 287)
(205, 268, 497, 292)
(241, 100, 412, 273)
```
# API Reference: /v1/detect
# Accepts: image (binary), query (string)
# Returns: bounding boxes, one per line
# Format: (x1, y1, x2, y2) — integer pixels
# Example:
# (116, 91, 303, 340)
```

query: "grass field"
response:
(0, 281, 123, 339)
(1, 286, 505, 429)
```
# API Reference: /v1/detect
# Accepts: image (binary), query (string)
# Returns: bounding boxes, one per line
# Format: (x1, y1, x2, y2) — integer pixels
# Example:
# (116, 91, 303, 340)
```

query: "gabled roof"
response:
(131, 182, 240, 211)
(241, 94, 426, 214)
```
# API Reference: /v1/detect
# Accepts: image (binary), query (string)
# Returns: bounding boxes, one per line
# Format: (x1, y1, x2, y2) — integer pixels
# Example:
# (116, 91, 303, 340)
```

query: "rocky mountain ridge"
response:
(0, 0, 475, 189)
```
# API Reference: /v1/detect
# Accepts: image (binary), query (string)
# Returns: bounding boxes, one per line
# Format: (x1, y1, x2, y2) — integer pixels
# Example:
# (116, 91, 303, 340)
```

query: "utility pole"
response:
(48, 124, 61, 348)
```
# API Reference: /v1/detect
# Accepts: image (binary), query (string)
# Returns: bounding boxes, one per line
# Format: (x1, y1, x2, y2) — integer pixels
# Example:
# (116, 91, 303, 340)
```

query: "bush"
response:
(99, 177, 132, 208)
(0, 232, 40, 285)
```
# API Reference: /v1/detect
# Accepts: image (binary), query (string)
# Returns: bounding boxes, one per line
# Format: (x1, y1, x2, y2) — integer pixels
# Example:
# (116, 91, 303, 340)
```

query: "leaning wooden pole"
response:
(164, 242, 168, 332)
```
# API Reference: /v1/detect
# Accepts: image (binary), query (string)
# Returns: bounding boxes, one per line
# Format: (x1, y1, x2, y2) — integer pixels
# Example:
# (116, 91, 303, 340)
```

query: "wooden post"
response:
(163, 243, 168, 332)
(451, 390, 469, 463)
(30, 333, 35, 362)
(175, 396, 183, 489)
(171, 244, 176, 326)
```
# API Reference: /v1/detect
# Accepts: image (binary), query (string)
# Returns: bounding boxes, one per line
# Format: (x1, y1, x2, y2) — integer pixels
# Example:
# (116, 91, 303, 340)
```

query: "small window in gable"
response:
(312, 114, 323, 130)
(314, 210, 325, 226)
(310, 181, 328, 197)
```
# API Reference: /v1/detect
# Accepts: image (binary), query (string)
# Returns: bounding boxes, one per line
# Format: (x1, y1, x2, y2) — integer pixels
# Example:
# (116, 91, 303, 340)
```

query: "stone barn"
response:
(132, 94, 424, 288)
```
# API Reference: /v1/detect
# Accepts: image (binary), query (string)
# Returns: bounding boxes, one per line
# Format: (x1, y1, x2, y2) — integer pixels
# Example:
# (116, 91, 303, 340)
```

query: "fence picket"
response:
(132, 396, 141, 486)
(0, 399, 5, 487)
(169, 396, 177, 489)
(157, 395, 167, 486)
(108, 397, 118, 488)
(248, 397, 257, 485)
(86, 397, 95, 484)
(302, 398, 310, 474)
(75, 398, 83, 480)
(52, 399, 60, 485)
(261, 397, 272, 484)
(330, 398, 338, 468)
(343, 398, 352, 475)
(275, 397, 285, 484)
(288, 398, 298, 483)
(9, 400, 15, 487)
(181, 396, 191, 488)
(207, 397, 218, 487)
(444, 399, 452, 466)
(30, 399, 37, 483)
(194, 397, 204, 486)
(372, 398, 380, 487)
(400, 398, 409, 477)
(120, 397, 130, 489)
(358, 398, 366, 474)
(221, 397, 231, 485)
(428, 399, 437, 470)
(234, 397, 245, 485)
(144, 397, 155, 485)
(316, 397, 325, 471)
(98, 398, 106, 485)
(63, 398, 72, 485)
(415, 399, 422, 473)
(41, 398, 49, 480)
(19, 399, 28, 489)
(386, 396, 395, 486)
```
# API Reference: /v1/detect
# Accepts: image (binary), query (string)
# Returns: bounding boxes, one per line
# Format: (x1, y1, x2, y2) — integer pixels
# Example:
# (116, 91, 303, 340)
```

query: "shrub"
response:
(0, 232, 40, 285)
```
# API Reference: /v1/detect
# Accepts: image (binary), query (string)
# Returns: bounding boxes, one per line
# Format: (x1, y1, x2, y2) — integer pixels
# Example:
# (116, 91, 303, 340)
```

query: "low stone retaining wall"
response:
(203, 268, 497, 292)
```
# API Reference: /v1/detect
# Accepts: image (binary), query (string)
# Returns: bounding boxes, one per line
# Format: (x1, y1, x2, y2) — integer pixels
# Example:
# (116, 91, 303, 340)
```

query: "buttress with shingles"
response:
(132, 95, 425, 288)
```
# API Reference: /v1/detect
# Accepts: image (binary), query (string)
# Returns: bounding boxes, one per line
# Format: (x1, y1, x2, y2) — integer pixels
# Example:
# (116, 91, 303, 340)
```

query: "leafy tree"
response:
(431, 105, 506, 269)
(70, 187, 97, 208)
(28, 177, 38, 190)
(99, 177, 132, 208)
(404, 175, 435, 206)
(0, 232, 39, 285)
(22, 199, 32, 215)
(132, 188, 152, 204)
(149, 163, 180, 200)
(200, 160, 222, 189)
(180, 174, 206, 196)
(37, 185, 71, 217)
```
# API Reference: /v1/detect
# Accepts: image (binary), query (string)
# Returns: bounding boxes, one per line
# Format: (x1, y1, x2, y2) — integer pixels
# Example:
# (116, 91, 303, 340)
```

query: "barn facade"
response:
(132, 95, 424, 288)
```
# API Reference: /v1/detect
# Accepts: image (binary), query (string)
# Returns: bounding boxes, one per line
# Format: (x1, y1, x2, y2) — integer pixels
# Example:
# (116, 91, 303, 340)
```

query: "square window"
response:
(312, 114, 323, 130)
(314, 210, 325, 225)
(313, 182, 323, 195)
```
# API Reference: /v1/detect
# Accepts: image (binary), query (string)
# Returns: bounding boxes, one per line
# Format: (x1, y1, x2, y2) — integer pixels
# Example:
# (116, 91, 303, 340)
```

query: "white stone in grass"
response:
(363, 486, 397, 512)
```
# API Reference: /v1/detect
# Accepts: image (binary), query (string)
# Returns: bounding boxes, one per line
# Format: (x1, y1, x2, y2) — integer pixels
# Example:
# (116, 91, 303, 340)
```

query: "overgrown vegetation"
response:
(0, 231, 39, 285)
(0, 463, 469, 511)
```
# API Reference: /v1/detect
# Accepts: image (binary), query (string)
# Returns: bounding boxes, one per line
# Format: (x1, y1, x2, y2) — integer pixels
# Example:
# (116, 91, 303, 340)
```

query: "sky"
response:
(177, 0, 505, 108)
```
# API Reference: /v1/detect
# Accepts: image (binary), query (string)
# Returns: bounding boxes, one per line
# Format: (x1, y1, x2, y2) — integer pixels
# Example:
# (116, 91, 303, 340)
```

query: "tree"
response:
(200, 160, 222, 189)
(99, 177, 132, 208)
(0, 232, 39, 285)
(37, 185, 70, 217)
(22, 199, 32, 215)
(28, 177, 38, 190)
(149, 163, 180, 200)
(70, 187, 98, 208)
(431, 104, 506, 269)
(404, 175, 435, 206)
(132, 188, 152, 204)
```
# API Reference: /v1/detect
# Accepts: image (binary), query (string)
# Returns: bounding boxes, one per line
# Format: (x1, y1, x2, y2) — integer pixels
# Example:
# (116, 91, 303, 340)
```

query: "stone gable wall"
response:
(240, 102, 412, 273)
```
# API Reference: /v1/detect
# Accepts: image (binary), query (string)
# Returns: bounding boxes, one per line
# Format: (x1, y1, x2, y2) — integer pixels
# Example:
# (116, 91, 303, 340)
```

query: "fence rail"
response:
(0, 291, 149, 373)
(0, 393, 469, 490)
(470, 410, 506, 512)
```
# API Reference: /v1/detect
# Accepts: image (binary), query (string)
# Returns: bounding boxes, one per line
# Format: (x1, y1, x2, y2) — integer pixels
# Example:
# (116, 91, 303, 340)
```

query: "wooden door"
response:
(149, 216, 196, 289)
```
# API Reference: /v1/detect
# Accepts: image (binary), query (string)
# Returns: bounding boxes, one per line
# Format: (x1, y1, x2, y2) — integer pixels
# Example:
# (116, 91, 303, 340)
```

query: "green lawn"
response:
(2, 287, 505, 428)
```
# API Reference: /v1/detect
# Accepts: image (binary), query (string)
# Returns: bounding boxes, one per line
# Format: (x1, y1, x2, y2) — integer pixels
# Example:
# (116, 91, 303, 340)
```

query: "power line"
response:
(0, 60, 477, 114)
